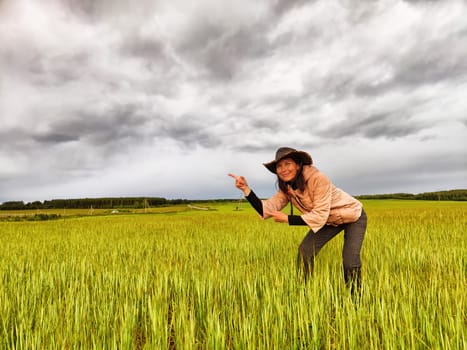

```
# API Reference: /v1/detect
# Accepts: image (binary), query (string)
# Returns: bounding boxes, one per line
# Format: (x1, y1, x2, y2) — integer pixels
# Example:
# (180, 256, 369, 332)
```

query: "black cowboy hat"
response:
(263, 147, 313, 174)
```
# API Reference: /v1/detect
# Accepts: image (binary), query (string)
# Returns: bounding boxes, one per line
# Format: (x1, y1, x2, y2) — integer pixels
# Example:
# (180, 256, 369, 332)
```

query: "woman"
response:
(228, 147, 367, 294)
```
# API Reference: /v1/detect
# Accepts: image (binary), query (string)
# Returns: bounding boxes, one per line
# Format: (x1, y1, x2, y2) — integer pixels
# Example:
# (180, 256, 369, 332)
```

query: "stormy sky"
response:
(1, 0, 466, 203)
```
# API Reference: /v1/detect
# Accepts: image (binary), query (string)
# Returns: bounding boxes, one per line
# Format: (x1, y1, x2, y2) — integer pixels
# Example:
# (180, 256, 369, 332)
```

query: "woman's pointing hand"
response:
(228, 173, 251, 196)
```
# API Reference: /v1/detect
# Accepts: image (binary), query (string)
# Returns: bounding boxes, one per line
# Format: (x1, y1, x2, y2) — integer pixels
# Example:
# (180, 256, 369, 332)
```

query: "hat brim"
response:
(263, 150, 312, 174)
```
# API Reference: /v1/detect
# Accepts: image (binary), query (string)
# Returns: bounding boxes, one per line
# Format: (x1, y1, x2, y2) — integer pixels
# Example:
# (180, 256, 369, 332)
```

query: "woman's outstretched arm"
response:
(228, 173, 262, 216)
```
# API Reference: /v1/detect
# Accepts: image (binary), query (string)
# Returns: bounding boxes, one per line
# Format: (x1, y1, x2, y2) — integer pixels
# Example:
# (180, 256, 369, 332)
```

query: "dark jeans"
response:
(297, 209, 367, 286)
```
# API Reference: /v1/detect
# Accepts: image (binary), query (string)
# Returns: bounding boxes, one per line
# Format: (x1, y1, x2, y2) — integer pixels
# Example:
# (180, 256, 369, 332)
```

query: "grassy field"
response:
(0, 204, 193, 220)
(0, 200, 465, 349)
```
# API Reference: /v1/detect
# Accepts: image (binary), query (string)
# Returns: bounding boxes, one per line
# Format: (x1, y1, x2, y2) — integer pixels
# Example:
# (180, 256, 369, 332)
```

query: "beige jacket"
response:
(262, 165, 362, 233)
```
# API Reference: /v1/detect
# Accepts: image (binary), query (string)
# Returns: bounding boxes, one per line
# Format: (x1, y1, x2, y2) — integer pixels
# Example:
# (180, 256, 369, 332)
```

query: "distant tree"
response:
(0, 201, 26, 210)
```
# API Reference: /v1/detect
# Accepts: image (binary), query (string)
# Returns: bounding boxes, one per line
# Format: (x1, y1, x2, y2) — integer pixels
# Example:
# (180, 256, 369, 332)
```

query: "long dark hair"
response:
(277, 158, 306, 193)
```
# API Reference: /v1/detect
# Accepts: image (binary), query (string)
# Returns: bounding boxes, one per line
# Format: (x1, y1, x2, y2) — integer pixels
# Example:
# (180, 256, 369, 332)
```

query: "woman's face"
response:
(276, 157, 300, 182)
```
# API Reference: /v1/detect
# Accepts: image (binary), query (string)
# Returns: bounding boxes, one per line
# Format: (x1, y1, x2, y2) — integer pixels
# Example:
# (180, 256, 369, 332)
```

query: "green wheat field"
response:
(0, 200, 465, 349)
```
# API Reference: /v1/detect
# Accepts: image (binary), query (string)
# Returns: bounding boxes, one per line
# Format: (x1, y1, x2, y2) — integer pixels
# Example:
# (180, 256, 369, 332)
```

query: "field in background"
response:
(0, 204, 196, 219)
(0, 200, 465, 349)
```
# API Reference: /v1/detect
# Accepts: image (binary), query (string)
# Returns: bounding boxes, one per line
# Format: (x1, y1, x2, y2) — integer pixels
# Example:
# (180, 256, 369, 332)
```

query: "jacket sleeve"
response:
(261, 190, 289, 219)
(245, 190, 263, 216)
(301, 172, 332, 233)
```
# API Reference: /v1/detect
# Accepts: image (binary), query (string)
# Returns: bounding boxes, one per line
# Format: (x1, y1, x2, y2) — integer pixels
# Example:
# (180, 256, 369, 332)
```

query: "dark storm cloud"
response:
(170, 0, 322, 82)
(204, 27, 272, 80)
(61, 0, 158, 20)
(403, 0, 441, 3)
(312, 33, 467, 101)
(0, 102, 151, 151)
(319, 111, 425, 139)
(272, 0, 313, 15)
(33, 133, 80, 144)
(178, 21, 272, 81)
(233, 137, 322, 154)
(61, 0, 97, 18)
(248, 118, 279, 131)
(159, 116, 221, 148)
(53, 104, 153, 147)
(313, 72, 355, 100)
(51, 106, 221, 150)
(356, 113, 421, 139)
(394, 39, 467, 87)
(0, 44, 86, 90)
(234, 141, 283, 153)
(31, 52, 90, 86)
(120, 34, 167, 61)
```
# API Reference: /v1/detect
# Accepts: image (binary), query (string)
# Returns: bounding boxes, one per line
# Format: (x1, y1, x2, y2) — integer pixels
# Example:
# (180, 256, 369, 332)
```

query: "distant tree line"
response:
(356, 189, 467, 201)
(0, 197, 188, 210)
(1, 190, 466, 210)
